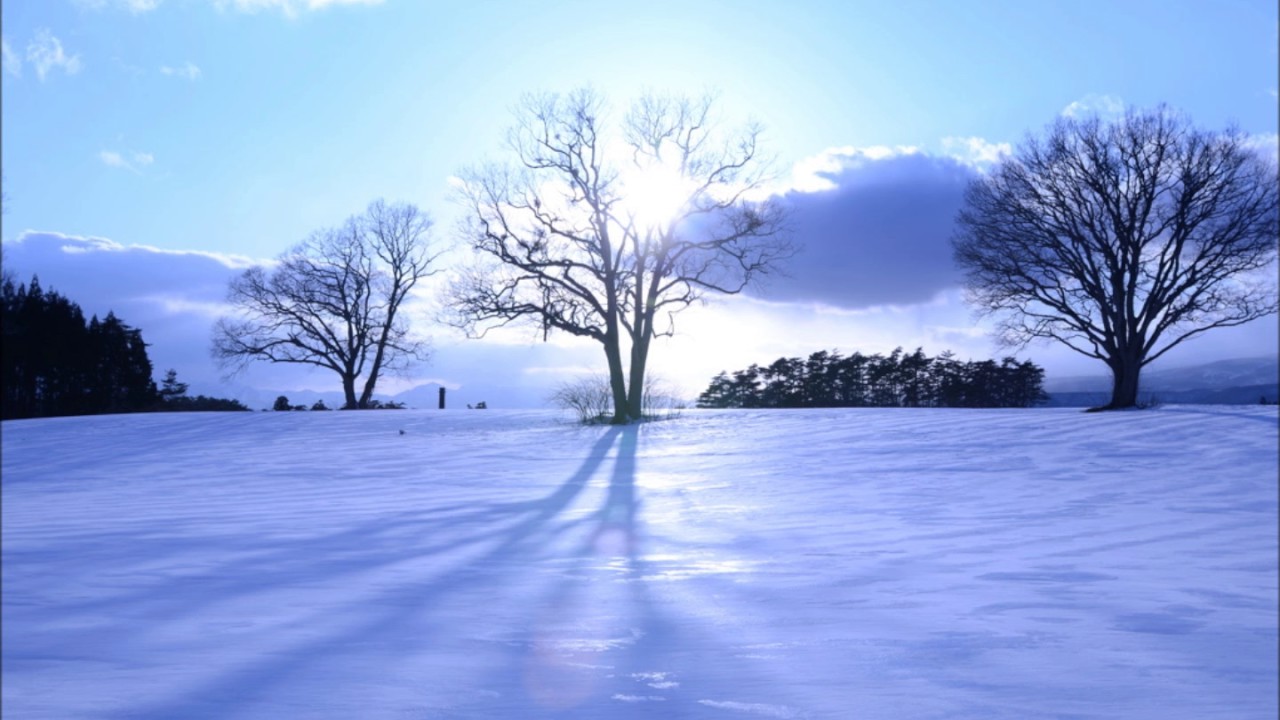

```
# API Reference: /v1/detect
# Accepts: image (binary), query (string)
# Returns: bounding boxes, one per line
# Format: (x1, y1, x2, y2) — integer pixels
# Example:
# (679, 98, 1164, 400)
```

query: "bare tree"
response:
(213, 200, 441, 408)
(449, 89, 794, 423)
(953, 106, 1279, 409)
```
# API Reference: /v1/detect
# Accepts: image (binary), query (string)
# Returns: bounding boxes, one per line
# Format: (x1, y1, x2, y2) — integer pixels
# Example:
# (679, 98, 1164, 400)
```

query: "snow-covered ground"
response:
(3, 406, 1277, 719)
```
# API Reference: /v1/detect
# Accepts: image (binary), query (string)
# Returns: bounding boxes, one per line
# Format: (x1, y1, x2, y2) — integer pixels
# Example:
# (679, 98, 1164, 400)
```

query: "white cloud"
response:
(786, 145, 920, 193)
(82, 0, 381, 15)
(73, 0, 163, 11)
(99, 150, 129, 168)
(1061, 93, 1124, 119)
(160, 62, 201, 80)
(27, 232, 261, 268)
(99, 150, 156, 173)
(1245, 132, 1279, 164)
(136, 293, 231, 318)
(214, 0, 383, 16)
(26, 29, 82, 81)
(940, 136, 1012, 170)
(522, 364, 602, 377)
(790, 148, 854, 183)
(1, 37, 20, 78)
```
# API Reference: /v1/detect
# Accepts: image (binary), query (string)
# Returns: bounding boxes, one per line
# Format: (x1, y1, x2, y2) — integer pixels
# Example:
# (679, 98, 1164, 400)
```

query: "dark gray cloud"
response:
(755, 151, 976, 308)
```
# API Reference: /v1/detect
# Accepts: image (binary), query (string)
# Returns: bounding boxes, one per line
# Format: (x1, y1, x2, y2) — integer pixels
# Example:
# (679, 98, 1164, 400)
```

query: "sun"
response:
(620, 161, 696, 231)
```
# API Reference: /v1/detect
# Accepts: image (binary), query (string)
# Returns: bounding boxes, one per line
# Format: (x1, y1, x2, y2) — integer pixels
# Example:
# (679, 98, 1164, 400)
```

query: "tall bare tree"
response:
(953, 106, 1279, 409)
(213, 200, 441, 408)
(449, 89, 793, 423)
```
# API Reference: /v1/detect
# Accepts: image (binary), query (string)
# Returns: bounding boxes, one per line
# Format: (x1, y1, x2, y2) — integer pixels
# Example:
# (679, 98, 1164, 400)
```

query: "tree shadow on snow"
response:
(40, 421, 796, 719)
(107, 427, 633, 719)
(483, 427, 800, 719)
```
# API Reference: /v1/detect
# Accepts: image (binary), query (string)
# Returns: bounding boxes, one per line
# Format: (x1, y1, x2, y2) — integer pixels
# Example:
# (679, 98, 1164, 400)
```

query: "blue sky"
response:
(2, 0, 1278, 407)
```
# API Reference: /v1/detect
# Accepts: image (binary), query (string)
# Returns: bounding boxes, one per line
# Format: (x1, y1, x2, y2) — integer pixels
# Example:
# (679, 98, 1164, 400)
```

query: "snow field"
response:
(2, 406, 1277, 719)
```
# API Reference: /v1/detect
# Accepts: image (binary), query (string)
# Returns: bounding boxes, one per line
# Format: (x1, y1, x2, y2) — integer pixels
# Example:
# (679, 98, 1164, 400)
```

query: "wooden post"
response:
(438, 387, 446, 410)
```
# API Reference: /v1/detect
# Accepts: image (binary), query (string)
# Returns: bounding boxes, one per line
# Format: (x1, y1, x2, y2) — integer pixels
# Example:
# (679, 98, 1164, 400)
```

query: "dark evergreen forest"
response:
(2, 276, 247, 419)
(697, 348, 1047, 409)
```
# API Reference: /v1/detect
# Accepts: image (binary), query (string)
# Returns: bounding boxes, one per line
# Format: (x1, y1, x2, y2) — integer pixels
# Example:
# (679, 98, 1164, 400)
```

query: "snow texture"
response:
(3, 406, 1277, 719)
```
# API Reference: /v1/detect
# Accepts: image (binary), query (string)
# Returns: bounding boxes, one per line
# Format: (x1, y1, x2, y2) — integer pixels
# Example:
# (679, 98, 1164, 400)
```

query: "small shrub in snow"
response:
(551, 374, 682, 424)
(551, 376, 612, 424)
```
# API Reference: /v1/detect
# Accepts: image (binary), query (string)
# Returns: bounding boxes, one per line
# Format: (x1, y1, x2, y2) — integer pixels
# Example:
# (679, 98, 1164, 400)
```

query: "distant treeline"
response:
(697, 348, 1047, 409)
(2, 276, 248, 420)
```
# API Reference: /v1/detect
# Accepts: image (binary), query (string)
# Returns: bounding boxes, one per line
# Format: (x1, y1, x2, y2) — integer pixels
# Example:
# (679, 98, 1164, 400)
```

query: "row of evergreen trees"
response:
(697, 348, 1047, 409)
(2, 276, 247, 420)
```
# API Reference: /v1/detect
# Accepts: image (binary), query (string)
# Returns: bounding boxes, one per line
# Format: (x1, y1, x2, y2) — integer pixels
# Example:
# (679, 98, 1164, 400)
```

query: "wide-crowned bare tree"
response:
(449, 89, 793, 423)
(953, 106, 1279, 410)
(213, 200, 441, 409)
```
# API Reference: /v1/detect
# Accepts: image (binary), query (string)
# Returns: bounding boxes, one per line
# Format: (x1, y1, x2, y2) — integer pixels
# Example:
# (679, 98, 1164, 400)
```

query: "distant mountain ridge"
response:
(1044, 355, 1279, 406)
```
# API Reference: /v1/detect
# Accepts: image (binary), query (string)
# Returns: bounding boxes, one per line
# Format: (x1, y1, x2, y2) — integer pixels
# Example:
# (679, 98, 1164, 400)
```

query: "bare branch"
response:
(449, 88, 794, 422)
(212, 200, 439, 408)
(953, 105, 1279, 408)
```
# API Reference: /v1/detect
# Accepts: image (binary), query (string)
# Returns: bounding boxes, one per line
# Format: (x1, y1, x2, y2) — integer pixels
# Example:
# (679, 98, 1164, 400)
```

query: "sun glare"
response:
(621, 162, 695, 231)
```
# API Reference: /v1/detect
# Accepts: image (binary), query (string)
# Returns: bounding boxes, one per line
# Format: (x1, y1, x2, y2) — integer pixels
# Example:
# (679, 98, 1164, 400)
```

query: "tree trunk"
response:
(626, 332, 650, 421)
(357, 375, 377, 409)
(359, 304, 399, 409)
(342, 374, 359, 410)
(359, 343, 384, 406)
(602, 329, 630, 424)
(1105, 354, 1142, 409)
(624, 271, 660, 422)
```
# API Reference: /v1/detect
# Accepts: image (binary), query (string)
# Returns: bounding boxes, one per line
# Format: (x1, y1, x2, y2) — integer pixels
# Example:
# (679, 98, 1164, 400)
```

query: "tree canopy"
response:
(213, 200, 440, 409)
(697, 348, 1047, 410)
(2, 276, 248, 419)
(953, 106, 1279, 409)
(449, 89, 794, 423)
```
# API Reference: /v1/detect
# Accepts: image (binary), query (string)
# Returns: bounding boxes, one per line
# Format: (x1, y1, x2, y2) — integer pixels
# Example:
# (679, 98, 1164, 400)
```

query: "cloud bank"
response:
(757, 148, 976, 309)
(6, 141, 1274, 409)
(0, 232, 490, 408)
(3, 232, 260, 397)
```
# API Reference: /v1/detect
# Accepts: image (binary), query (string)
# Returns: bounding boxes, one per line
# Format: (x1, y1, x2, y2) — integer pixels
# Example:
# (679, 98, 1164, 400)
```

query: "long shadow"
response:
(586, 424, 640, 557)
(495, 425, 657, 715)
(110, 427, 626, 719)
(33, 420, 801, 718)
(36, 428, 623, 632)
(499, 426, 799, 719)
